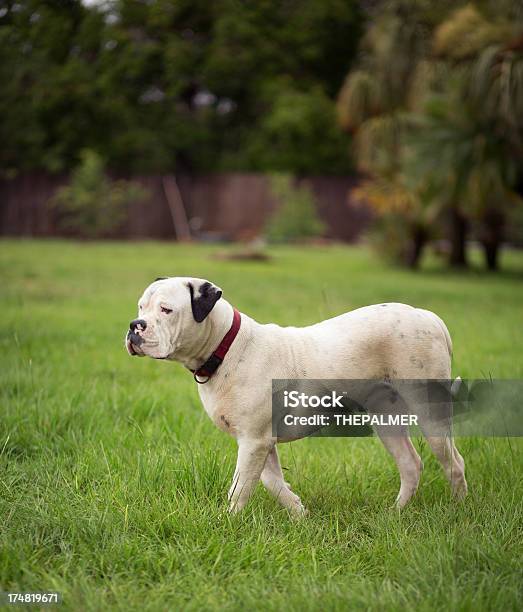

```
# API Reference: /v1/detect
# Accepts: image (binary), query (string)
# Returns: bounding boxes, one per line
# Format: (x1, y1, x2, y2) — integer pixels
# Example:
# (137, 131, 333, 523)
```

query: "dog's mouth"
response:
(126, 332, 168, 359)
(126, 332, 145, 357)
(127, 338, 138, 355)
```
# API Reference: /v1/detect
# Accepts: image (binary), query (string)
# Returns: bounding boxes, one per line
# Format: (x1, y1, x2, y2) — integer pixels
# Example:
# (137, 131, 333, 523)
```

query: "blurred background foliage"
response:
(337, 0, 523, 269)
(0, 0, 361, 175)
(0, 0, 522, 269)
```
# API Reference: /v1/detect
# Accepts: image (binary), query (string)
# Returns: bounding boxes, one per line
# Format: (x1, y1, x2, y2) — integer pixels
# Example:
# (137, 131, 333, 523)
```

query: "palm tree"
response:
(407, 92, 520, 270)
(337, 2, 491, 268)
(337, 9, 436, 266)
(419, 5, 523, 269)
(339, 3, 523, 270)
(469, 38, 523, 268)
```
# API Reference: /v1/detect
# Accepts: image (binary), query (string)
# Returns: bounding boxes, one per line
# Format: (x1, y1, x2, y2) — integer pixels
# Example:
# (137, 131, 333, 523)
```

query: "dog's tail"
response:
(451, 376, 469, 401)
(451, 376, 462, 397)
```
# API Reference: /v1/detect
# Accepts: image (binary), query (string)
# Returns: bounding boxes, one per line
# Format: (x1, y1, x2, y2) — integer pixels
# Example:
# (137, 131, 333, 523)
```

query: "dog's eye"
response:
(161, 306, 173, 314)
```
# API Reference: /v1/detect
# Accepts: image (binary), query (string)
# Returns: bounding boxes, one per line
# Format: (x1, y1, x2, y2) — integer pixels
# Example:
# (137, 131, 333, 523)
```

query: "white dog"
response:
(126, 277, 467, 515)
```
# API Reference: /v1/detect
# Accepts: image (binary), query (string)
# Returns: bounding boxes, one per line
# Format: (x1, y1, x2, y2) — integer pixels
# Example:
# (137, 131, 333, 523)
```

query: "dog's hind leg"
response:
(366, 382, 422, 508)
(411, 394, 466, 498)
(419, 429, 467, 499)
(376, 427, 423, 508)
(413, 389, 467, 499)
(261, 446, 307, 517)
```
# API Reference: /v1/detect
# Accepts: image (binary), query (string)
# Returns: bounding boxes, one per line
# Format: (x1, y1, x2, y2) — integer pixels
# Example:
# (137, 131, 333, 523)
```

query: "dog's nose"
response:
(130, 319, 147, 333)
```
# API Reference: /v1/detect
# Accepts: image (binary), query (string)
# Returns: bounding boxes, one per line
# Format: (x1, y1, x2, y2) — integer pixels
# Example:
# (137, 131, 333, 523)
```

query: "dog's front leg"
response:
(228, 439, 271, 513)
(261, 446, 307, 517)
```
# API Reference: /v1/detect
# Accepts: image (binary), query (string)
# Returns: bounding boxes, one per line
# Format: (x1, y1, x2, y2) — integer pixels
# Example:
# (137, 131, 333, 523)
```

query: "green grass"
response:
(1, 240, 522, 611)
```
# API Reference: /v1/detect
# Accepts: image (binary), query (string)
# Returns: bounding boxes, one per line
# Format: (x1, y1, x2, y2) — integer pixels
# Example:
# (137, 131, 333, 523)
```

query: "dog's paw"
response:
(227, 500, 244, 515)
(452, 477, 468, 500)
(289, 500, 308, 519)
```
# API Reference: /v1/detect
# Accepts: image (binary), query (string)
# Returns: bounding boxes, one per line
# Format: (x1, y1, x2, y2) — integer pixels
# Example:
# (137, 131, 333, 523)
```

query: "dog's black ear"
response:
(155, 277, 168, 282)
(188, 281, 222, 323)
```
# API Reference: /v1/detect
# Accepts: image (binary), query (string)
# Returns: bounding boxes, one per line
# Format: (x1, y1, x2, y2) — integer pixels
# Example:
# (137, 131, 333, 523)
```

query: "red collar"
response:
(191, 308, 241, 383)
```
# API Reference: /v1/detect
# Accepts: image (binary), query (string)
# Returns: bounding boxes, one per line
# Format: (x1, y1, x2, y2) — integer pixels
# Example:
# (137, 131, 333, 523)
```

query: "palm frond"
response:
(337, 70, 382, 131)
(469, 42, 523, 141)
(433, 5, 512, 61)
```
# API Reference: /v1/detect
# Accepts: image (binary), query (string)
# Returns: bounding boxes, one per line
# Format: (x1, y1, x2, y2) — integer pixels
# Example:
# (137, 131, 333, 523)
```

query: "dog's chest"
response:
(199, 389, 238, 436)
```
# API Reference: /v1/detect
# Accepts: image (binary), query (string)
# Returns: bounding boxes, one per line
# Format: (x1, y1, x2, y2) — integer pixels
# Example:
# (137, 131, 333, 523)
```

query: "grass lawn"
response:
(1, 239, 522, 611)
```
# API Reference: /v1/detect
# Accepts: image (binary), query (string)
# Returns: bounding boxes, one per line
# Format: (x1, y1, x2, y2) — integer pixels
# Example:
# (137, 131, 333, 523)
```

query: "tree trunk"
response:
(481, 209, 504, 271)
(482, 241, 500, 270)
(449, 208, 468, 267)
(406, 226, 427, 269)
(162, 175, 192, 242)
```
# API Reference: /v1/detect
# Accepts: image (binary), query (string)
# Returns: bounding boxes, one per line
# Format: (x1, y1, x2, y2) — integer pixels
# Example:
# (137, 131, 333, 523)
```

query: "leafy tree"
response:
(0, 0, 363, 176)
(240, 84, 351, 175)
(0, 0, 101, 173)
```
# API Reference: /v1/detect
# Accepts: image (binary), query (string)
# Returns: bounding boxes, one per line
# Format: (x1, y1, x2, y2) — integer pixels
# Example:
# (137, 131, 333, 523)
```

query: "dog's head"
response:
(125, 277, 222, 360)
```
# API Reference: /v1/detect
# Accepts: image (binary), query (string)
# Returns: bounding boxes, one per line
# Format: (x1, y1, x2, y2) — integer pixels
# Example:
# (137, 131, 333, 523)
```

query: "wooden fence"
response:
(0, 172, 371, 242)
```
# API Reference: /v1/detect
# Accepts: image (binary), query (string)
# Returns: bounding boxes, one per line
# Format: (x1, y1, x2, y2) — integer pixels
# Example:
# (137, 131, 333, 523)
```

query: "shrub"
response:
(52, 150, 147, 238)
(265, 174, 325, 243)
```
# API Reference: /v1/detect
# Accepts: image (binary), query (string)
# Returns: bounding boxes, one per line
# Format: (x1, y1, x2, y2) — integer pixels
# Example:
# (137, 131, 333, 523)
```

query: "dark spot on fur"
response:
(399, 333, 405, 339)
(410, 355, 425, 369)
(220, 415, 230, 428)
(155, 277, 168, 282)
